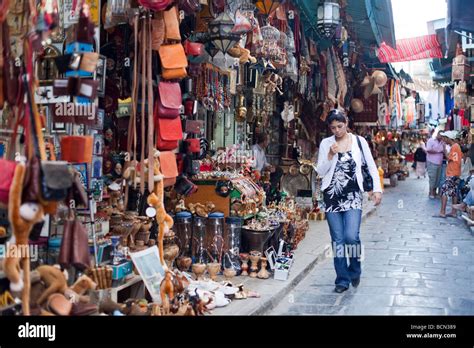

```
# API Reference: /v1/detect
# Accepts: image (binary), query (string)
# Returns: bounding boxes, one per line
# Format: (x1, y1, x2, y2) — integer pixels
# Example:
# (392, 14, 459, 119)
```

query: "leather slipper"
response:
(47, 293, 72, 316)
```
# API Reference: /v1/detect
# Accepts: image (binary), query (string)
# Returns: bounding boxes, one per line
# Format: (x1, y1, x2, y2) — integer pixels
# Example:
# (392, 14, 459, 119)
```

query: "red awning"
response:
(377, 35, 443, 63)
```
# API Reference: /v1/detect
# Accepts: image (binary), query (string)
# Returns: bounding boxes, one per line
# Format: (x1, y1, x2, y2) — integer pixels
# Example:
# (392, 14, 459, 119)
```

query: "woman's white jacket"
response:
(315, 134, 383, 193)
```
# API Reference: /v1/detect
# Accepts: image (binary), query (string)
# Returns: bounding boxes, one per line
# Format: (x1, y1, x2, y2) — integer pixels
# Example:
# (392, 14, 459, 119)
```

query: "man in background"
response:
(252, 133, 274, 174)
(426, 129, 445, 199)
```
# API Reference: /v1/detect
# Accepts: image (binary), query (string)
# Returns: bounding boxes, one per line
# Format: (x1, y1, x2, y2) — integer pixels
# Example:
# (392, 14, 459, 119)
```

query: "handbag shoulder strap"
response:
(139, 14, 146, 194)
(355, 135, 367, 165)
(146, 14, 155, 193)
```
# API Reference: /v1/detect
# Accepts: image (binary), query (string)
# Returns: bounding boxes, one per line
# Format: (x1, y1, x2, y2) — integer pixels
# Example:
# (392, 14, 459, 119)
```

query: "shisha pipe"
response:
(210, 235, 225, 265)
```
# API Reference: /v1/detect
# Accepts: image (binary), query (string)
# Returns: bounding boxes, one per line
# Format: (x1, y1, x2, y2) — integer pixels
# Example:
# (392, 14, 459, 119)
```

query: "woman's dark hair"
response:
(327, 109, 347, 124)
(461, 145, 470, 154)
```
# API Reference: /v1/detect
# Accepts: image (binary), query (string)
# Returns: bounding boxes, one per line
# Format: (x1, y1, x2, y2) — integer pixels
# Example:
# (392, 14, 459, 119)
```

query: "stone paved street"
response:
(269, 174, 474, 315)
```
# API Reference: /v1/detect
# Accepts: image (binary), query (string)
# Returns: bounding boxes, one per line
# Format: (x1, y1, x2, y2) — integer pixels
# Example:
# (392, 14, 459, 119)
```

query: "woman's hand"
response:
(328, 143, 338, 160)
(373, 192, 382, 206)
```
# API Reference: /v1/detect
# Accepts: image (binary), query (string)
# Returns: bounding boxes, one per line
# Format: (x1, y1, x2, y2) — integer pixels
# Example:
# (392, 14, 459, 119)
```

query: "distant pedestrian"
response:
(414, 143, 427, 179)
(435, 131, 461, 218)
(426, 130, 445, 198)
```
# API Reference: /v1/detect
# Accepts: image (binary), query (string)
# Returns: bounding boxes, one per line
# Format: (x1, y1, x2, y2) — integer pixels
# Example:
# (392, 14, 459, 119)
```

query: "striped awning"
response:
(377, 35, 443, 63)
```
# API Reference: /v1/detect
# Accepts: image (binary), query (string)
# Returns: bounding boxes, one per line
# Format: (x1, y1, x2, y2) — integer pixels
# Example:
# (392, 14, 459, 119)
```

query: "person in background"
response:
(452, 173, 474, 213)
(316, 109, 382, 294)
(435, 131, 462, 218)
(426, 130, 445, 199)
(252, 133, 274, 175)
(414, 141, 427, 179)
(457, 145, 473, 201)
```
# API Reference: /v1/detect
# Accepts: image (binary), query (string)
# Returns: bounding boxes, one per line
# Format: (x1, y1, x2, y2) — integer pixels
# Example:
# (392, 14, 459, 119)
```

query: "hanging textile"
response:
(377, 35, 443, 63)
(325, 49, 337, 102)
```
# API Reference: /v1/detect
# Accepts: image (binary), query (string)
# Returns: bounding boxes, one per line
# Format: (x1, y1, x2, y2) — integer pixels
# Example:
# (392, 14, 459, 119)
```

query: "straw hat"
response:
(371, 70, 388, 87)
(351, 98, 364, 113)
(364, 78, 381, 99)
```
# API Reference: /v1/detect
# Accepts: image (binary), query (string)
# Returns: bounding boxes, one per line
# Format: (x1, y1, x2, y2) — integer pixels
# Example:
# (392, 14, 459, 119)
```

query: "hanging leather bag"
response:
(156, 81, 181, 118)
(159, 44, 188, 80)
(163, 6, 181, 41)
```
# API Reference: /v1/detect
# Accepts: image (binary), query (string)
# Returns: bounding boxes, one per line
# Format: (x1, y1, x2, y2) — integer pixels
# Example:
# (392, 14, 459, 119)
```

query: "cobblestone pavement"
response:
(270, 174, 474, 315)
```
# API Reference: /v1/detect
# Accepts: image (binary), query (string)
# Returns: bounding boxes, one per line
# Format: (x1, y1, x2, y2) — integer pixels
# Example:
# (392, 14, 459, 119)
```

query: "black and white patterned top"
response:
(323, 151, 363, 213)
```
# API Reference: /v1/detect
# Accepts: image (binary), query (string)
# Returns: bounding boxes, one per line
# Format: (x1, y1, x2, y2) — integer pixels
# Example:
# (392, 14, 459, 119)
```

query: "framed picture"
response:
(91, 108, 104, 130)
(93, 134, 104, 155)
(96, 55, 107, 98)
(91, 156, 103, 179)
(90, 178, 104, 202)
(52, 122, 67, 133)
(130, 246, 165, 302)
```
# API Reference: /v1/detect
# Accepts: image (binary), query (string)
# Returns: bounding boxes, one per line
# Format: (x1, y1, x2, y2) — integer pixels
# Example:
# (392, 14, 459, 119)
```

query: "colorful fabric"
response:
(377, 35, 443, 63)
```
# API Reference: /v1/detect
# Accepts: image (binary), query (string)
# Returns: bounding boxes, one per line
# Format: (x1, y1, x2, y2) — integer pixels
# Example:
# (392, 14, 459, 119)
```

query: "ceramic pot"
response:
(207, 262, 221, 280)
(177, 256, 192, 271)
(257, 257, 270, 279)
(192, 263, 207, 280)
(223, 268, 236, 279)
(239, 253, 249, 276)
(249, 250, 261, 278)
(163, 231, 180, 269)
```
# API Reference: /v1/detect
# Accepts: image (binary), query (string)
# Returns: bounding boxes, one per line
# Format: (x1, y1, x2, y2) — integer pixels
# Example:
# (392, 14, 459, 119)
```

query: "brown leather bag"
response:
(59, 218, 91, 270)
(159, 44, 188, 80)
(151, 13, 165, 51)
(163, 6, 181, 41)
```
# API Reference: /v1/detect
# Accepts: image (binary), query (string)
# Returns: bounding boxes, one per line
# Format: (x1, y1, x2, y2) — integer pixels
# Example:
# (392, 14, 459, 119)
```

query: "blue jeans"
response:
(464, 191, 474, 206)
(326, 209, 363, 288)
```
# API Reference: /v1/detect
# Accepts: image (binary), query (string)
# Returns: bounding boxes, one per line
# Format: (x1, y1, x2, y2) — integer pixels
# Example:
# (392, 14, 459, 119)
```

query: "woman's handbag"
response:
(356, 136, 374, 192)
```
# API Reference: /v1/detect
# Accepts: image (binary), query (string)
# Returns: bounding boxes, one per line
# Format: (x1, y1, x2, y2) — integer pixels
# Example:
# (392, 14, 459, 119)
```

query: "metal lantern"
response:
(316, 0, 341, 39)
(255, 0, 280, 15)
(205, 42, 220, 59)
(208, 11, 241, 54)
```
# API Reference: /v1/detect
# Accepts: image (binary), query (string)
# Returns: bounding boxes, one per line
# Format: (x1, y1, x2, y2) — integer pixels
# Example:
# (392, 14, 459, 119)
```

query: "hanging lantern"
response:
(205, 42, 220, 59)
(208, 11, 241, 54)
(316, 0, 341, 39)
(255, 0, 280, 16)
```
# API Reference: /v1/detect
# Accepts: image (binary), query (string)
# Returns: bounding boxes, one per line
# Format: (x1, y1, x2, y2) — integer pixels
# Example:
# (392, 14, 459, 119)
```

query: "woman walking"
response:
(414, 143, 427, 179)
(316, 110, 383, 293)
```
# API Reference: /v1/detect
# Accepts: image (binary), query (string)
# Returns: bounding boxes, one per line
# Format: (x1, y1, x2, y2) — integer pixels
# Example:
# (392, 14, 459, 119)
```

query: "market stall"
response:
(0, 0, 395, 316)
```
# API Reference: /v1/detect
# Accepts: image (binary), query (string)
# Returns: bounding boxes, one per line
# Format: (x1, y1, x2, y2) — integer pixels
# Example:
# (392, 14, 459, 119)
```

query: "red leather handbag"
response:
(185, 138, 200, 153)
(184, 40, 204, 57)
(138, 0, 172, 11)
(156, 117, 182, 151)
(156, 81, 181, 119)
(0, 159, 17, 205)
